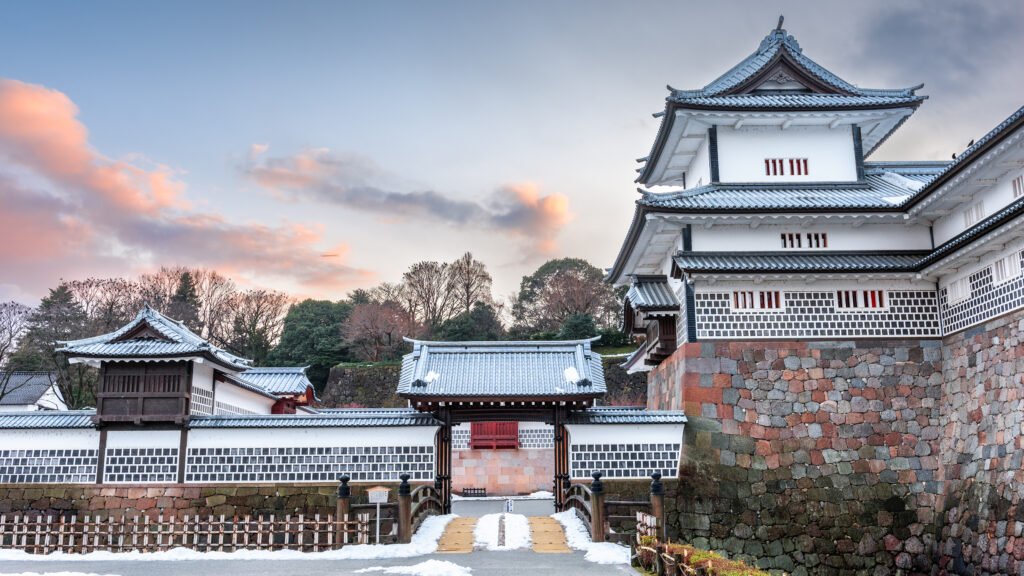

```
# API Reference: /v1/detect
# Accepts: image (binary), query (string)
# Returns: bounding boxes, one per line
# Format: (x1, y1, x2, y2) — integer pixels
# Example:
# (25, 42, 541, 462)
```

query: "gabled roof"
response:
(239, 366, 318, 401)
(626, 276, 680, 311)
(57, 305, 251, 371)
(638, 23, 925, 186)
(685, 27, 921, 100)
(637, 163, 944, 212)
(0, 372, 57, 406)
(567, 406, 686, 425)
(397, 339, 605, 399)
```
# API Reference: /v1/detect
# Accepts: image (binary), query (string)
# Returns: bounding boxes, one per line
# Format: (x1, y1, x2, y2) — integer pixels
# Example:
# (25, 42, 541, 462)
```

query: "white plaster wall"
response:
(694, 278, 935, 293)
(566, 423, 684, 445)
(519, 421, 551, 431)
(690, 222, 931, 252)
(35, 386, 67, 411)
(187, 426, 437, 449)
(937, 236, 1024, 292)
(0, 405, 34, 411)
(105, 429, 181, 449)
(214, 382, 275, 414)
(687, 136, 711, 188)
(191, 362, 214, 392)
(0, 428, 99, 450)
(717, 126, 858, 183)
(933, 169, 1024, 245)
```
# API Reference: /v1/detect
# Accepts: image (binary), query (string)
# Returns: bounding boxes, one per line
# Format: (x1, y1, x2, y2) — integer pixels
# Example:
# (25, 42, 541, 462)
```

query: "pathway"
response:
(435, 514, 572, 554)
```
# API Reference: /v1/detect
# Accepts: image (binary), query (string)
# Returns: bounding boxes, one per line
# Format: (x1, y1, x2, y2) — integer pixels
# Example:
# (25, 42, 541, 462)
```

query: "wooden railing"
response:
(409, 483, 443, 533)
(563, 472, 605, 542)
(605, 499, 651, 544)
(0, 513, 370, 554)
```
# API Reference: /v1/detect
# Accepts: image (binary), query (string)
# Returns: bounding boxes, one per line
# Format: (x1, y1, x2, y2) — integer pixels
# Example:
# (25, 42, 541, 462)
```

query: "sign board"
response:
(504, 499, 514, 513)
(367, 486, 390, 504)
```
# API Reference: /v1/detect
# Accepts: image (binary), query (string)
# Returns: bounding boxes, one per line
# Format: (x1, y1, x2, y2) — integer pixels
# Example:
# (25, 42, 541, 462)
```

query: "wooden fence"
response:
(0, 513, 371, 554)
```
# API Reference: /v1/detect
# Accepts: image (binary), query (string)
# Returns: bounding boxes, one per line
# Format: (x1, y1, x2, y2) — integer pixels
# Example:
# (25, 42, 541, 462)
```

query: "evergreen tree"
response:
(268, 299, 354, 389)
(557, 313, 598, 340)
(8, 284, 97, 408)
(436, 302, 504, 341)
(168, 271, 202, 332)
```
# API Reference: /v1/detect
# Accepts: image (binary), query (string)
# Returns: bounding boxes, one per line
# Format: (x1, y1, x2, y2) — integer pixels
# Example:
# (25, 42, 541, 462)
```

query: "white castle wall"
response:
(717, 125, 858, 183)
(567, 423, 683, 480)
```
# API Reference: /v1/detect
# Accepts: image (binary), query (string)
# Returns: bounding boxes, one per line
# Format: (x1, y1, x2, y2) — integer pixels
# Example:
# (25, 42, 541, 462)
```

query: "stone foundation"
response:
(649, 307, 1024, 575)
(452, 449, 553, 496)
(0, 483, 401, 518)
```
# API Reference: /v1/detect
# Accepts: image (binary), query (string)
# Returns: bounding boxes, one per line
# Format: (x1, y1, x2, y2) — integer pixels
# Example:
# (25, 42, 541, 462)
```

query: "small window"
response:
(945, 277, 971, 304)
(731, 290, 783, 311)
(1013, 175, 1024, 199)
(835, 290, 886, 310)
(992, 253, 1022, 285)
(780, 232, 827, 249)
(764, 158, 809, 176)
(963, 201, 985, 227)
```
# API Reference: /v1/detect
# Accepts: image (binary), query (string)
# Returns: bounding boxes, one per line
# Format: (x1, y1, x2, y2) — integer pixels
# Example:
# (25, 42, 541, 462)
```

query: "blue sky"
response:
(1, 1, 1021, 303)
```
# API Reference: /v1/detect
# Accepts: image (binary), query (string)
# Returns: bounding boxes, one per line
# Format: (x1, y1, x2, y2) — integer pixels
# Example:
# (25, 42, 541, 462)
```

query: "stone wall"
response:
(321, 363, 404, 408)
(0, 483, 402, 518)
(452, 449, 554, 496)
(648, 339, 946, 575)
(939, 311, 1024, 575)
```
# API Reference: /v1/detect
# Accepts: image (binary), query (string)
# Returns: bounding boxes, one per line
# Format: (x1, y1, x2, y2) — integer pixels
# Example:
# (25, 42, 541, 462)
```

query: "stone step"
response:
(436, 517, 477, 553)
(528, 516, 572, 553)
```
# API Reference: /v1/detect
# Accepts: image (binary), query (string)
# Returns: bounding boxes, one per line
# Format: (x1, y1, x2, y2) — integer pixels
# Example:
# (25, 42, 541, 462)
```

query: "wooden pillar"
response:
(95, 429, 107, 485)
(650, 472, 665, 542)
(435, 408, 452, 514)
(397, 473, 412, 544)
(590, 471, 605, 543)
(336, 475, 351, 545)
(553, 407, 569, 511)
(176, 428, 188, 484)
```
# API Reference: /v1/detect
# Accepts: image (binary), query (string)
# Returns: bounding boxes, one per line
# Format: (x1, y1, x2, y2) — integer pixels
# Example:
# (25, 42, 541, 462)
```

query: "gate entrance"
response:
(397, 338, 605, 512)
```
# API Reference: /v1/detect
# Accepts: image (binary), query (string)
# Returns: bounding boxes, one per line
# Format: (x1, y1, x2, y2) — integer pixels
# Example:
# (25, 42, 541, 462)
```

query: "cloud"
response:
(0, 79, 370, 301)
(243, 147, 572, 257)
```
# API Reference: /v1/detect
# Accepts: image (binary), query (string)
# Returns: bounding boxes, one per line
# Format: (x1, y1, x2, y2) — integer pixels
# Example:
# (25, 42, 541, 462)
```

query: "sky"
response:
(1, 0, 1022, 305)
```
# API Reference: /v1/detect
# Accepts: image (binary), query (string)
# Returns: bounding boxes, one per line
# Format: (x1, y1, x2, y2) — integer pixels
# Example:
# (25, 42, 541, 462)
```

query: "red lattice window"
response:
(732, 290, 783, 311)
(835, 290, 886, 309)
(764, 158, 809, 176)
(470, 422, 519, 449)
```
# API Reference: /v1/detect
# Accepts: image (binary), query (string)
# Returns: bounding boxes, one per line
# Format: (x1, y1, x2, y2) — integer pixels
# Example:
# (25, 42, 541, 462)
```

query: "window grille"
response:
(963, 201, 985, 227)
(1013, 175, 1024, 199)
(190, 386, 214, 416)
(992, 253, 1022, 285)
(764, 158, 809, 176)
(732, 290, 783, 311)
(835, 290, 887, 309)
(781, 232, 827, 249)
(945, 277, 971, 304)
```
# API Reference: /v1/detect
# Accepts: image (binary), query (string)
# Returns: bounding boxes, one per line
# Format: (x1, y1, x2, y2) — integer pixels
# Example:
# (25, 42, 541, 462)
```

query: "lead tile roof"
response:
(673, 251, 928, 274)
(0, 410, 96, 429)
(57, 305, 251, 371)
(397, 339, 605, 398)
(188, 409, 439, 428)
(0, 372, 56, 405)
(239, 367, 318, 400)
(626, 277, 681, 311)
(567, 406, 687, 425)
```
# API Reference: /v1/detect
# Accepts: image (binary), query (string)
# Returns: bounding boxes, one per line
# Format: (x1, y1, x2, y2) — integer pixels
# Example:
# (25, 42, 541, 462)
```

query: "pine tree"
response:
(168, 271, 202, 332)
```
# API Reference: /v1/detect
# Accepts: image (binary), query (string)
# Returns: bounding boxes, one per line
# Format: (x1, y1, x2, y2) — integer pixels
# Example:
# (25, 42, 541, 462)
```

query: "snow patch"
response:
(424, 371, 440, 384)
(552, 510, 629, 564)
(0, 573, 121, 576)
(528, 490, 553, 499)
(879, 171, 925, 192)
(563, 367, 580, 384)
(354, 560, 472, 576)
(882, 194, 911, 205)
(0, 515, 456, 563)
(451, 492, 553, 502)
(472, 514, 530, 550)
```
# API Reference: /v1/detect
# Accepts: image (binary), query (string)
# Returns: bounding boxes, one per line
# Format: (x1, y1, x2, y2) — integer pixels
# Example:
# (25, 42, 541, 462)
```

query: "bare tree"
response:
(67, 278, 142, 333)
(0, 301, 33, 403)
(342, 302, 416, 361)
(401, 261, 459, 332)
(227, 289, 290, 365)
(193, 269, 237, 343)
(448, 252, 493, 315)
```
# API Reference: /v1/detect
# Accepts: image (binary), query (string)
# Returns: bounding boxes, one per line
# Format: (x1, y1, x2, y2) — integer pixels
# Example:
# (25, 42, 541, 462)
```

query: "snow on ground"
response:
(551, 510, 629, 565)
(354, 560, 472, 576)
(0, 515, 456, 563)
(472, 514, 530, 551)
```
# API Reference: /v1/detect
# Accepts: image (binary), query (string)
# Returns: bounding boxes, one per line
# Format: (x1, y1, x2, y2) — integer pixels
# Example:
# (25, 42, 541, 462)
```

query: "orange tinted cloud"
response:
(244, 147, 573, 257)
(0, 79, 368, 299)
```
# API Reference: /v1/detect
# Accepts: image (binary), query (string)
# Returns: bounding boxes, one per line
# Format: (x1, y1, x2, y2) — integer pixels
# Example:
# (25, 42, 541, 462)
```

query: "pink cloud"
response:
(243, 147, 573, 257)
(0, 79, 370, 300)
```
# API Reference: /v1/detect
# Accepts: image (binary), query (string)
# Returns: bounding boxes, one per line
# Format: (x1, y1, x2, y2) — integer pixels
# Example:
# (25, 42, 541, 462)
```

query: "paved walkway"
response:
(435, 514, 573, 554)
